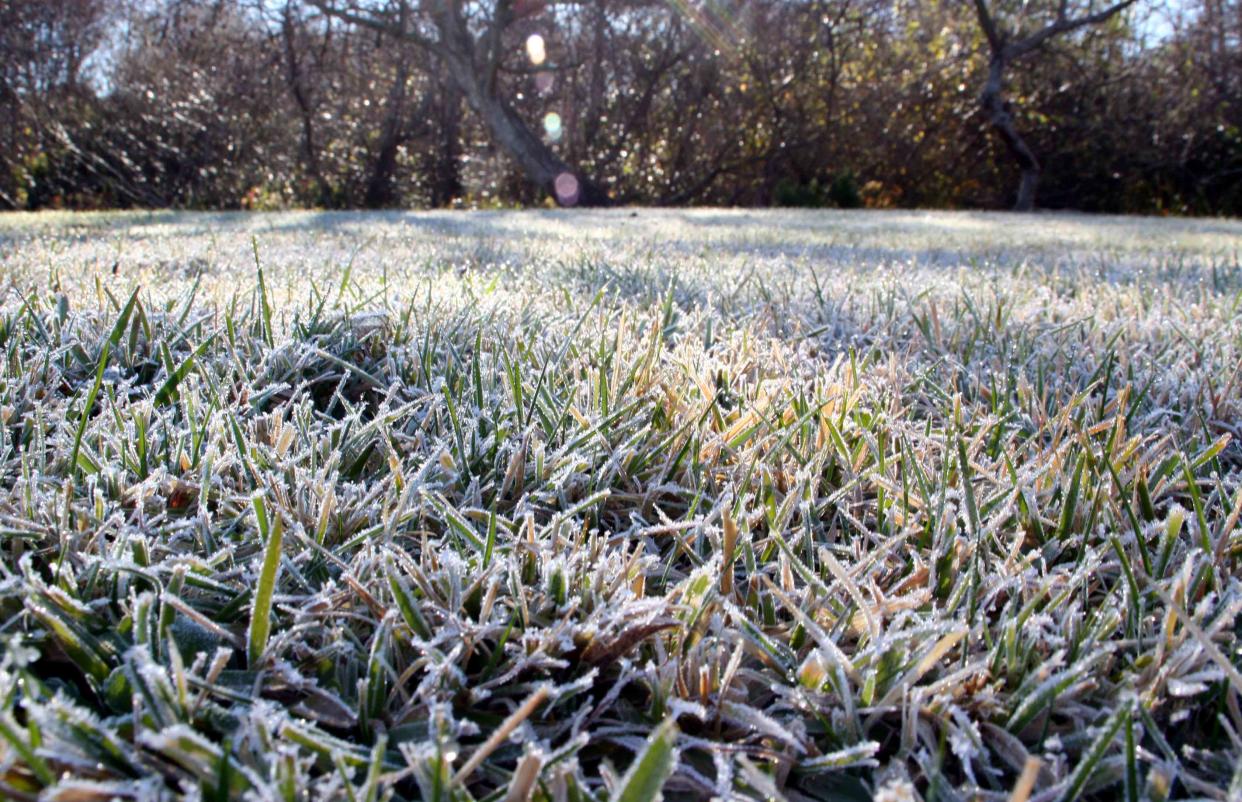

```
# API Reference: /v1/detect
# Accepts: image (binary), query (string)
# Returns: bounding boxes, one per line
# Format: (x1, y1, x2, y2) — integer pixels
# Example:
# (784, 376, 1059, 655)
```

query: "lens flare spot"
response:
(543, 112, 563, 141)
(554, 172, 580, 206)
(526, 34, 546, 66)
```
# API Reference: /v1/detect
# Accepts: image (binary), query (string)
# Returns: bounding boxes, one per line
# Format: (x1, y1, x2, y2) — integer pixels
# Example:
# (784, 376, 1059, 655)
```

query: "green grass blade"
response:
(247, 501, 283, 667)
(610, 717, 678, 802)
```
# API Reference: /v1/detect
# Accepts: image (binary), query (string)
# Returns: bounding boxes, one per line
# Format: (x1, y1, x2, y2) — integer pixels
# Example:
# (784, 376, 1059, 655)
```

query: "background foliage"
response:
(1, 0, 1239, 215)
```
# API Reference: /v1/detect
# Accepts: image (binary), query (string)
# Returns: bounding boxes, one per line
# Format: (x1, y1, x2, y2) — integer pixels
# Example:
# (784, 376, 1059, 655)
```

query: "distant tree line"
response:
(1, 0, 1239, 214)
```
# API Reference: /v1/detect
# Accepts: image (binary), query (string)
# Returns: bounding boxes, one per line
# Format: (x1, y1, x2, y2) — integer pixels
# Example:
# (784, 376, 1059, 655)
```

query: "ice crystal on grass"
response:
(0, 209, 1240, 800)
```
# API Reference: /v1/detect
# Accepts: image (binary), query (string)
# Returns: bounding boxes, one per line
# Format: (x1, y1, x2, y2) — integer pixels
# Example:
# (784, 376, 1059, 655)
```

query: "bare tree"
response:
(279, 0, 333, 206)
(0, 0, 109, 207)
(971, 0, 1140, 211)
(310, 0, 608, 206)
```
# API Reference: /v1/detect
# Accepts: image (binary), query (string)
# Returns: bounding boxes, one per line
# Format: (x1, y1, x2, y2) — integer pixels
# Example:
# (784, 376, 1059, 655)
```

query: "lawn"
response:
(0, 209, 1240, 801)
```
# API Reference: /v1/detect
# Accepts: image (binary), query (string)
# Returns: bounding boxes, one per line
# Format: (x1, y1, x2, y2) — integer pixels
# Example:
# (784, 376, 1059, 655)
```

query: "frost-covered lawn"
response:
(0, 209, 1240, 801)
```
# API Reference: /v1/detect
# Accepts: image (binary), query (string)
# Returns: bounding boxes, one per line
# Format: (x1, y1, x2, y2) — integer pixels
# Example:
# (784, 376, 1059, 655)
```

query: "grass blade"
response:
(610, 717, 679, 802)
(247, 498, 283, 667)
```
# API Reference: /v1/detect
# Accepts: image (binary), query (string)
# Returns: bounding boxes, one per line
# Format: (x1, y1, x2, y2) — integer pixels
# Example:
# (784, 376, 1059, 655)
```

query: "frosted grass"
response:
(0, 210, 1239, 801)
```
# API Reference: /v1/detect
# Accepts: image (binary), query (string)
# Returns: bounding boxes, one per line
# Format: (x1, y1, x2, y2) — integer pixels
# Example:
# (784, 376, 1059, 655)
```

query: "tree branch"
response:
(483, 0, 514, 95)
(307, 0, 438, 53)
(971, 0, 1003, 53)
(497, 59, 584, 75)
(1006, 0, 1141, 60)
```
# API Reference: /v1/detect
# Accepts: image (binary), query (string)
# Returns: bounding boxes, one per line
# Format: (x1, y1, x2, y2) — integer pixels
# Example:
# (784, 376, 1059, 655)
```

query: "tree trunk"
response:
(581, 1, 607, 152)
(312, 0, 608, 206)
(364, 130, 403, 209)
(428, 78, 463, 207)
(981, 57, 1040, 212)
(282, 5, 332, 207)
(440, 48, 609, 207)
(363, 55, 412, 208)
